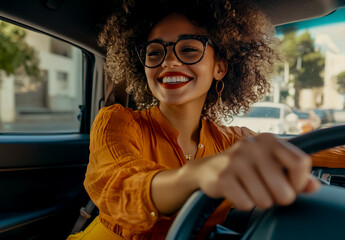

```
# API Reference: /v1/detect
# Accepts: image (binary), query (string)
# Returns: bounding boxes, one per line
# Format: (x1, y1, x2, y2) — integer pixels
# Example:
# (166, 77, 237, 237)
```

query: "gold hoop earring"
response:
(215, 80, 224, 106)
(145, 83, 153, 96)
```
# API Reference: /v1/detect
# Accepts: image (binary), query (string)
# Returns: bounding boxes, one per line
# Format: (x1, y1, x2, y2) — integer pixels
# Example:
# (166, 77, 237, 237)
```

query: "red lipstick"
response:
(160, 82, 190, 89)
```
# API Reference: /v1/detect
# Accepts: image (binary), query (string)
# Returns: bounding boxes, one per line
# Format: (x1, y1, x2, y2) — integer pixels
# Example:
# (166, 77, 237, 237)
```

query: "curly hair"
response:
(98, 0, 280, 123)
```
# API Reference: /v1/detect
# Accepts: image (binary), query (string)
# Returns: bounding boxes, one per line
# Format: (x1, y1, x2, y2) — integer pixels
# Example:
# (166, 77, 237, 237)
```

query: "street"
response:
(0, 112, 80, 133)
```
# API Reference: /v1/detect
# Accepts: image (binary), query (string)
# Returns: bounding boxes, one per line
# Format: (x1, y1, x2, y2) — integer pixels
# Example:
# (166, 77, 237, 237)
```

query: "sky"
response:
(310, 23, 345, 55)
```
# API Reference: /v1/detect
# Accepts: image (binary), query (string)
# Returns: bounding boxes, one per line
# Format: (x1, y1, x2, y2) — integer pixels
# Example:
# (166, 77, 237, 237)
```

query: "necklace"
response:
(185, 147, 198, 161)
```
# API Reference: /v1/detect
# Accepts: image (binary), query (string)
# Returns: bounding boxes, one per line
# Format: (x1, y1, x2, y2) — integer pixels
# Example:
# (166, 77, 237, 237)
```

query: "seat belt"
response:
(71, 199, 96, 234)
(104, 80, 115, 107)
(70, 81, 114, 234)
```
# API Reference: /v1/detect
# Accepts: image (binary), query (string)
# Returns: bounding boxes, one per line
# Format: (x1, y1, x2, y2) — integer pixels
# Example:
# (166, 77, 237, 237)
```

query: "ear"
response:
(213, 59, 228, 80)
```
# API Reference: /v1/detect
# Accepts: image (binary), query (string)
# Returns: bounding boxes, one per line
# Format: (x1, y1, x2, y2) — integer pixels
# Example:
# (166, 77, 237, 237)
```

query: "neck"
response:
(159, 101, 203, 154)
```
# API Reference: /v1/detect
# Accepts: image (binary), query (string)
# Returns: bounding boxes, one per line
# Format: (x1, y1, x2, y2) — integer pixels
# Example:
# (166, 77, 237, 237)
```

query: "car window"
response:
(294, 110, 310, 119)
(0, 20, 83, 133)
(246, 107, 280, 118)
(231, 6, 345, 135)
(284, 107, 292, 117)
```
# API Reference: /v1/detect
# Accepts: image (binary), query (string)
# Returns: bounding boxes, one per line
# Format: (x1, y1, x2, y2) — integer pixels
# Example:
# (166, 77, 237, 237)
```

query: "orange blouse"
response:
(84, 104, 255, 239)
(84, 104, 345, 240)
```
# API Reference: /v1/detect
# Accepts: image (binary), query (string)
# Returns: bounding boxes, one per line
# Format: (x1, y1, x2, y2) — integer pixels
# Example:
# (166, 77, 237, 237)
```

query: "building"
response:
(323, 50, 345, 109)
(0, 27, 82, 122)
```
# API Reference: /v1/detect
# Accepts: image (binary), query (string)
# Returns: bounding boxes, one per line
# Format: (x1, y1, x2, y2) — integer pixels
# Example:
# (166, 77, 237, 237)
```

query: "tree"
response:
(280, 31, 299, 65)
(0, 21, 40, 78)
(337, 71, 345, 94)
(279, 30, 325, 108)
(295, 52, 325, 88)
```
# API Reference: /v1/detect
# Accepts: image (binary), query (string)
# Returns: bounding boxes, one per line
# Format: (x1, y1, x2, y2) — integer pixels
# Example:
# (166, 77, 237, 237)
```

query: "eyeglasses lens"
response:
(144, 43, 165, 67)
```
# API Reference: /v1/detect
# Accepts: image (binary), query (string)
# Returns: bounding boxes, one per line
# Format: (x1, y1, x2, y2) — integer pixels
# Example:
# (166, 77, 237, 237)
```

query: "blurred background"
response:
(0, 6, 344, 134)
(230, 6, 345, 135)
(0, 20, 82, 133)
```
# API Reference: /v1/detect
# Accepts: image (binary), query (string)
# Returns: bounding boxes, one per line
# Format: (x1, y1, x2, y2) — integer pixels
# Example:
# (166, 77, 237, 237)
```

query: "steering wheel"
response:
(166, 125, 345, 240)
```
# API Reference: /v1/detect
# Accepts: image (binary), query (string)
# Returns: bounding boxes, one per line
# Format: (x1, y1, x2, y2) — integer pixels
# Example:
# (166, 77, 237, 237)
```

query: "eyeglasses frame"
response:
(135, 35, 215, 68)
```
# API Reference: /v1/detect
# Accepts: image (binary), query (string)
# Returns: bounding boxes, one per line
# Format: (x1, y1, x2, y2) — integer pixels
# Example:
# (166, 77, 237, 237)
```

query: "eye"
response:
(180, 47, 200, 53)
(146, 43, 164, 57)
(147, 50, 163, 57)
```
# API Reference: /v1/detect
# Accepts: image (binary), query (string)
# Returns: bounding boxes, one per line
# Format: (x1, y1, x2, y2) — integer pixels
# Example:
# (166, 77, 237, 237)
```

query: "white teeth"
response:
(162, 76, 190, 84)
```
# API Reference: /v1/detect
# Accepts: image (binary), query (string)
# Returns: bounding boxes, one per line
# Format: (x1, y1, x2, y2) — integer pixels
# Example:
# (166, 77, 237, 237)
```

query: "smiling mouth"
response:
(157, 72, 193, 89)
(158, 72, 193, 81)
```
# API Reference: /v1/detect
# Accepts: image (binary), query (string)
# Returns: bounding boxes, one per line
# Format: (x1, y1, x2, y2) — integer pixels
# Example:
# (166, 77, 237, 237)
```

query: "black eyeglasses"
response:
(135, 35, 214, 68)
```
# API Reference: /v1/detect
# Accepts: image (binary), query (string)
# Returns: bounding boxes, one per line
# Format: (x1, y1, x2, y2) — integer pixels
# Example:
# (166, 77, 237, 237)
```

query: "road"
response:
(0, 113, 80, 133)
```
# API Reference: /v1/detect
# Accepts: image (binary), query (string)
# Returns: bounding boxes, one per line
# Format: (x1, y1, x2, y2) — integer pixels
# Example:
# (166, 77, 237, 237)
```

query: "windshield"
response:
(246, 107, 280, 118)
(231, 6, 345, 135)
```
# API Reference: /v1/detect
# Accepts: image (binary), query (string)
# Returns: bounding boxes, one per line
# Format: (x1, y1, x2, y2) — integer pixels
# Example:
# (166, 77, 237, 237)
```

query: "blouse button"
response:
(198, 143, 204, 149)
(151, 212, 156, 218)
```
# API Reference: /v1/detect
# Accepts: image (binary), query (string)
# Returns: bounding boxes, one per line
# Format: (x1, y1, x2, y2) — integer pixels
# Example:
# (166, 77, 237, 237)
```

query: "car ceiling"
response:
(0, 0, 345, 57)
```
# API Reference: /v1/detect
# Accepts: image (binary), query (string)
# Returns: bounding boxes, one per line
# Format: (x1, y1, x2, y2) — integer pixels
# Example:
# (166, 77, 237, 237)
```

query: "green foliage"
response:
(337, 71, 345, 94)
(296, 51, 325, 88)
(0, 21, 40, 77)
(280, 31, 299, 65)
(280, 30, 324, 83)
(278, 30, 325, 108)
(296, 32, 315, 55)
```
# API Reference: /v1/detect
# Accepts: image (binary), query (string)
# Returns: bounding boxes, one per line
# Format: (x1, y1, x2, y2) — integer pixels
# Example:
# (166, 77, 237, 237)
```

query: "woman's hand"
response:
(194, 133, 320, 211)
(151, 133, 320, 214)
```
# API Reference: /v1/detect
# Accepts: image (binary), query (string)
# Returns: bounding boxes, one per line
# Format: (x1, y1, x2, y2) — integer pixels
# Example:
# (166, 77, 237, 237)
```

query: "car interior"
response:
(0, 0, 344, 239)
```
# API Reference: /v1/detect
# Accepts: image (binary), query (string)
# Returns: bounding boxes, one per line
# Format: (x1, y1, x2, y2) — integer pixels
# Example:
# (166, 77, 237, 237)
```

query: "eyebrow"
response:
(149, 34, 197, 42)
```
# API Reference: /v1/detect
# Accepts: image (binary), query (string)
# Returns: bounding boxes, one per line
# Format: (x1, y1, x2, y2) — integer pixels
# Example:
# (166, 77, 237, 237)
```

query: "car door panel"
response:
(0, 134, 90, 240)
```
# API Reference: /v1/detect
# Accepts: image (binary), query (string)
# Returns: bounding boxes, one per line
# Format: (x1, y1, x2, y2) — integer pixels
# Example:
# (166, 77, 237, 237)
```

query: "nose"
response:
(161, 47, 182, 68)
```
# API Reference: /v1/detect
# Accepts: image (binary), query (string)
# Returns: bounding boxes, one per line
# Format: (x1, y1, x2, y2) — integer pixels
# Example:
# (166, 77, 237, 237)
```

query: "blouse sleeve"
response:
(311, 146, 345, 168)
(84, 104, 166, 231)
(217, 125, 257, 146)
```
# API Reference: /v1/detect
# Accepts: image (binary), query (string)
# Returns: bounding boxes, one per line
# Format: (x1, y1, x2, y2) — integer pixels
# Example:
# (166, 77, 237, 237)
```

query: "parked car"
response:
(293, 109, 321, 133)
(314, 109, 336, 125)
(231, 102, 299, 134)
(334, 109, 345, 123)
(0, 0, 344, 239)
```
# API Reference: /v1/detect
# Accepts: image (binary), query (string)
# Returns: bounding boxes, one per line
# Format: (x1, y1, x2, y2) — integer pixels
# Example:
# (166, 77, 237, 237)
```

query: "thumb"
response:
(302, 176, 321, 194)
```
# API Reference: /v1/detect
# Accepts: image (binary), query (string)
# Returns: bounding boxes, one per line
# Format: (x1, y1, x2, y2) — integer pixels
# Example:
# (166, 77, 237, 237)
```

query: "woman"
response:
(68, 0, 321, 239)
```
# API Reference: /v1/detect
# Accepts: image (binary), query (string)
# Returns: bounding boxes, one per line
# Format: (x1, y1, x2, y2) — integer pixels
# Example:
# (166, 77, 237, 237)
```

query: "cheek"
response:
(144, 68, 150, 80)
(145, 68, 160, 92)
(194, 60, 216, 82)
(198, 51, 217, 78)
(145, 68, 155, 83)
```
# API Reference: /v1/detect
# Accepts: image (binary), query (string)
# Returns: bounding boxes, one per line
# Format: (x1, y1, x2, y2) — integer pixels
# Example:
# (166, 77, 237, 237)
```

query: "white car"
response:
(230, 102, 299, 134)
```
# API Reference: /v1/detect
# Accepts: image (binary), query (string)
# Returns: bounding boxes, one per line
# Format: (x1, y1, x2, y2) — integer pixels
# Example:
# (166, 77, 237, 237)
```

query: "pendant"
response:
(185, 154, 192, 161)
